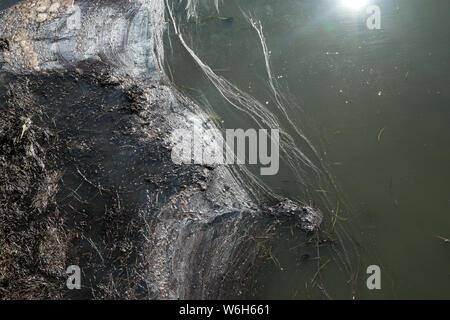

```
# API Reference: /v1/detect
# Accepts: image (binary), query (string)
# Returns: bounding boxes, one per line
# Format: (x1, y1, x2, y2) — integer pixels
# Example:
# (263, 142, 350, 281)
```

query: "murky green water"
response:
(164, 0, 450, 299)
(0, 0, 19, 11)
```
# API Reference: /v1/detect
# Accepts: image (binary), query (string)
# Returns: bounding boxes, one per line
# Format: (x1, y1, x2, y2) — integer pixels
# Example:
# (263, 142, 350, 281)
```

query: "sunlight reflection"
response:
(340, 0, 369, 11)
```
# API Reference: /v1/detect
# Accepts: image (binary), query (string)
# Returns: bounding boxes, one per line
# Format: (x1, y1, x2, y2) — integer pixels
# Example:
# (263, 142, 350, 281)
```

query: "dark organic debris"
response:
(0, 38, 9, 52)
(0, 71, 168, 299)
(265, 199, 323, 232)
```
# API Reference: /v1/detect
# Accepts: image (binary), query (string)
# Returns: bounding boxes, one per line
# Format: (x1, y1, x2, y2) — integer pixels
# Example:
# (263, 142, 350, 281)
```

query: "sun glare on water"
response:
(340, 0, 369, 10)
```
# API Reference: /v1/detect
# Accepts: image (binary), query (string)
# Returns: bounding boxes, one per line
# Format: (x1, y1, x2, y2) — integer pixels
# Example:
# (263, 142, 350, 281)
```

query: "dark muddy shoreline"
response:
(0, 65, 322, 299)
(0, 68, 236, 299)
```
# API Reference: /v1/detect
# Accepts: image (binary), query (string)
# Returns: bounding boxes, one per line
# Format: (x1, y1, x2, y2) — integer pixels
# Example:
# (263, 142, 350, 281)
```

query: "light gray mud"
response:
(0, 0, 322, 299)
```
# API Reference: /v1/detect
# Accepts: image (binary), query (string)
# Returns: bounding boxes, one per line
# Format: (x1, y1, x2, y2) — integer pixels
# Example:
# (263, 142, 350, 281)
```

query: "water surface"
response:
(165, 0, 450, 299)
